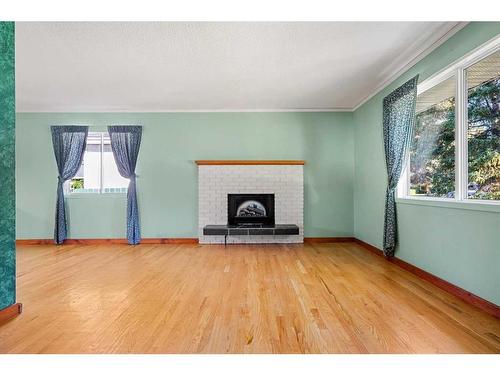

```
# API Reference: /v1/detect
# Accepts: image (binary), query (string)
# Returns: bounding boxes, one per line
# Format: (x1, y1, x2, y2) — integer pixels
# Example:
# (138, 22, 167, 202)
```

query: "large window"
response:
(66, 132, 129, 194)
(466, 50, 500, 200)
(410, 76, 456, 198)
(400, 38, 500, 204)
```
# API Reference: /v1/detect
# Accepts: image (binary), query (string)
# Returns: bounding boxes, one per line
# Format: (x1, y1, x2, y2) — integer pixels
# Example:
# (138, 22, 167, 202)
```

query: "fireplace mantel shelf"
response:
(195, 160, 305, 165)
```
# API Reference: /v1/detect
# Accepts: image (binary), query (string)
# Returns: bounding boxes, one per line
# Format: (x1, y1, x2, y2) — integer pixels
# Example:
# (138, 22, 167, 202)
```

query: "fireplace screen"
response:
(228, 194, 275, 226)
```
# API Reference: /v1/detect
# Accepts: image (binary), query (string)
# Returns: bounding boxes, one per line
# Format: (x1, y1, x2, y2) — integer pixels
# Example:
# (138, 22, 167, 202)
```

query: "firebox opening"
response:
(228, 193, 275, 227)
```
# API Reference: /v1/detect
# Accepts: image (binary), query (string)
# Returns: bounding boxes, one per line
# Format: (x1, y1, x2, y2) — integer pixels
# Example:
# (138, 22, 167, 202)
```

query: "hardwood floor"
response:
(1, 242, 499, 353)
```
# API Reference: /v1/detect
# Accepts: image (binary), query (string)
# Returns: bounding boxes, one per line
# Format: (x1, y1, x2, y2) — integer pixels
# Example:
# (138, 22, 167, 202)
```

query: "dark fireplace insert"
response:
(228, 193, 275, 227)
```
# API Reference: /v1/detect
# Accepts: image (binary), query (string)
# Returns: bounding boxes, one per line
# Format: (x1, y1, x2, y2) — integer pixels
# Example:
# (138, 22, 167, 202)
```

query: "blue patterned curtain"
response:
(51, 126, 89, 244)
(108, 126, 142, 245)
(382, 76, 419, 257)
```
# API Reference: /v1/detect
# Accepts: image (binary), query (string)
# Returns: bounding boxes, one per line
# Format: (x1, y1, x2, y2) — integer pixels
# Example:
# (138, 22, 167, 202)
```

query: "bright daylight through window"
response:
(66, 132, 129, 194)
(404, 44, 499, 202)
(466, 50, 500, 200)
(410, 76, 456, 198)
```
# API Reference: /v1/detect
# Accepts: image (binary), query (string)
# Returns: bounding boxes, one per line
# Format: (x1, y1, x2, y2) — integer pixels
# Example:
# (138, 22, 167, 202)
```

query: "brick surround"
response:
(198, 164, 304, 244)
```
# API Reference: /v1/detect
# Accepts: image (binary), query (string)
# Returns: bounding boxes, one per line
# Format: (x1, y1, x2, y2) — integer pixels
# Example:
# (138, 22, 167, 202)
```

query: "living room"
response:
(0, 1, 499, 372)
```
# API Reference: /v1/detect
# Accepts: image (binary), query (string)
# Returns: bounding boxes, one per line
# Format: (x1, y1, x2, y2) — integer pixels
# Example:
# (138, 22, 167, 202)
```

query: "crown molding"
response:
(16, 108, 352, 113)
(352, 21, 469, 112)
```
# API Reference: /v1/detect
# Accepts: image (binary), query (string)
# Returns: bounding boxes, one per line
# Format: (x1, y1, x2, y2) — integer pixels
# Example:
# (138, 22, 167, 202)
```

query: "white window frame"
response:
(397, 35, 500, 207)
(65, 130, 127, 196)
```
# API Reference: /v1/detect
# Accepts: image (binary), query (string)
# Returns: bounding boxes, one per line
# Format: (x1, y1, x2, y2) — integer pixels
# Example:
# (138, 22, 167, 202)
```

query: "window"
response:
(399, 37, 500, 204)
(410, 76, 456, 198)
(466, 50, 500, 200)
(66, 132, 129, 194)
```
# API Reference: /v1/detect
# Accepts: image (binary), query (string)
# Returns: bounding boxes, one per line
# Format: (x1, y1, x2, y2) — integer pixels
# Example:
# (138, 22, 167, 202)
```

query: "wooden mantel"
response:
(195, 160, 305, 165)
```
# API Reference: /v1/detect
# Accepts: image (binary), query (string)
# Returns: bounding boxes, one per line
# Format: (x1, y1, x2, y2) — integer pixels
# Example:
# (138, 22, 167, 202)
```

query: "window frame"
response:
(65, 130, 128, 196)
(397, 35, 500, 208)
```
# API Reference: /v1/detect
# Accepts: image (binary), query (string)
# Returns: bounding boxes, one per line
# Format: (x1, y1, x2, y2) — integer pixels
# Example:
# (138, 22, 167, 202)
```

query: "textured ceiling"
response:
(16, 22, 463, 112)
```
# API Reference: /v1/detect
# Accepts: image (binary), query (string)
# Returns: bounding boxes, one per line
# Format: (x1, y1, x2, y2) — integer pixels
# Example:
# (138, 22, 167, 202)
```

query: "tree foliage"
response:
(467, 77, 500, 199)
(70, 178, 84, 191)
(410, 77, 499, 200)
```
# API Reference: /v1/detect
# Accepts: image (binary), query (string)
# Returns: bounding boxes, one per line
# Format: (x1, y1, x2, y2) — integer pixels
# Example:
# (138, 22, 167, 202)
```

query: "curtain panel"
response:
(382, 75, 419, 257)
(51, 126, 89, 244)
(108, 126, 143, 245)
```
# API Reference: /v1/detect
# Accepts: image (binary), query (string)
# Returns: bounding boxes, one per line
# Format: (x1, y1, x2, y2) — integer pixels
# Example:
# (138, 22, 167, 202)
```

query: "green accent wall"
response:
(353, 22, 500, 305)
(16, 112, 354, 240)
(0, 22, 16, 310)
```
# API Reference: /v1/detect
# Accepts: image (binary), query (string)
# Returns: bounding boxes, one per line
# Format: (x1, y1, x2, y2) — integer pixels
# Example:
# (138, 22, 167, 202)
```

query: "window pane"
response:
(69, 132, 101, 193)
(102, 133, 129, 193)
(466, 50, 500, 201)
(410, 76, 456, 198)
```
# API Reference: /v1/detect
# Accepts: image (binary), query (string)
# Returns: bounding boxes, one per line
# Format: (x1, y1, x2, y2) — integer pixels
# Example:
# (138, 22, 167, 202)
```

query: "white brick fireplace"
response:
(197, 161, 304, 244)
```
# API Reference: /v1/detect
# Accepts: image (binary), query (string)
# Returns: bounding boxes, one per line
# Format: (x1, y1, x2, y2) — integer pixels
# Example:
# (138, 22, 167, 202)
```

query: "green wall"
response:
(15, 22, 500, 307)
(353, 22, 500, 305)
(0, 22, 16, 310)
(16, 112, 354, 240)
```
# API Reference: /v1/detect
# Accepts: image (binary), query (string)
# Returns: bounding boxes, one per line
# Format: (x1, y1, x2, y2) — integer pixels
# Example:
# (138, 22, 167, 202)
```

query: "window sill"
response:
(64, 193, 126, 200)
(396, 197, 500, 213)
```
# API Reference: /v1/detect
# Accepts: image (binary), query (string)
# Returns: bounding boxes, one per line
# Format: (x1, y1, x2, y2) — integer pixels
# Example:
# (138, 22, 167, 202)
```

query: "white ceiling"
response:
(15, 22, 464, 112)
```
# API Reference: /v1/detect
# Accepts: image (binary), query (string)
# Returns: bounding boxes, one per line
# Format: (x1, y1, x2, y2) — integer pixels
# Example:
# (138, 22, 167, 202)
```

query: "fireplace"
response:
(198, 163, 303, 244)
(228, 193, 275, 227)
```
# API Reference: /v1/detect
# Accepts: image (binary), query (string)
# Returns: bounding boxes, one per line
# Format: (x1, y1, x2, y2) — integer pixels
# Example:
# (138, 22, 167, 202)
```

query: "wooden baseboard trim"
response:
(353, 239, 500, 319)
(18, 237, 355, 245)
(139, 238, 199, 244)
(0, 303, 22, 325)
(304, 237, 355, 243)
(352, 238, 384, 257)
(16, 239, 54, 245)
(16, 238, 199, 245)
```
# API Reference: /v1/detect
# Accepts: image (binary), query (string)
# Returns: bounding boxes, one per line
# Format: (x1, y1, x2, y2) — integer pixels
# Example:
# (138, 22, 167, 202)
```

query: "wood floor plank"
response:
(0, 242, 498, 353)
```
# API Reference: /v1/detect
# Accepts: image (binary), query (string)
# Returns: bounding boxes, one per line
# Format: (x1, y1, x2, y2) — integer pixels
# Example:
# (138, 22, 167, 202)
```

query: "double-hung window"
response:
(65, 131, 129, 194)
(398, 37, 500, 204)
